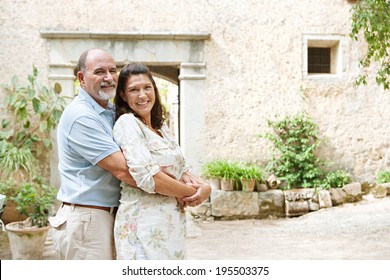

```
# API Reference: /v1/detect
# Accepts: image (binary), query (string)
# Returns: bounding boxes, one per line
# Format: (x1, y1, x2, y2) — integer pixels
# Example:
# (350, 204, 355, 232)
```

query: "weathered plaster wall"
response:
(0, 0, 387, 184)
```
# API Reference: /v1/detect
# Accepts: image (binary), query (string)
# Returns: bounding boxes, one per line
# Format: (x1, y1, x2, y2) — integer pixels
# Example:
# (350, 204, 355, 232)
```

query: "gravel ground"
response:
(1, 195, 389, 260)
(186, 195, 390, 260)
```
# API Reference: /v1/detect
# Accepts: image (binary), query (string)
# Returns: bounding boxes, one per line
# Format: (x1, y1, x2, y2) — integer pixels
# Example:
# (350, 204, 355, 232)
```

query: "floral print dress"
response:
(113, 113, 188, 260)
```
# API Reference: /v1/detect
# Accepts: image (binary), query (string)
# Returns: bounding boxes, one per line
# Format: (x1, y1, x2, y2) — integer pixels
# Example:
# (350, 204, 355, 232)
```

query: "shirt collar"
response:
(78, 88, 115, 114)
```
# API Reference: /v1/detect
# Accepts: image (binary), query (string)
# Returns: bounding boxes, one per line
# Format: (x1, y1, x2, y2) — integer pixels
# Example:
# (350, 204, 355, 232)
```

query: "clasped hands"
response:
(177, 171, 211, 208)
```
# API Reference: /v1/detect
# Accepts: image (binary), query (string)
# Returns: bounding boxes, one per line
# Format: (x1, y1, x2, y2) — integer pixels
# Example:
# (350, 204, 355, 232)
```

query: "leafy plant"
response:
(14, 176, 57, 228)
(322, 170, 352, 189)
(0, 65, 67, 179)
(350, 0, 390, 90)
(376, 170, 390, 184)
(261, 113, 326, 189)
(236, 163, 263, 180)
(0, 179, 21, 198)
(202, 160, 239, 180)
(202, 160, 225, 178)
(0, 65, 66, 227)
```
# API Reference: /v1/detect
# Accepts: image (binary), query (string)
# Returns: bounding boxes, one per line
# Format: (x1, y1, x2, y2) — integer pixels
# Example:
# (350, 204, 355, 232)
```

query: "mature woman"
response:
(113, 62, 211, 260)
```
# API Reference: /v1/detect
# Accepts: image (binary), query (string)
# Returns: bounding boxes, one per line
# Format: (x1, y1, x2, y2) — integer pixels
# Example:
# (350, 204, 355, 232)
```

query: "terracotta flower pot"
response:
(1, 201, 28, 225)
(221, 179, 235, 191)
(241, 179, 256, 192)
(5, 219, 51, 260)
(208, 178, 221, 190)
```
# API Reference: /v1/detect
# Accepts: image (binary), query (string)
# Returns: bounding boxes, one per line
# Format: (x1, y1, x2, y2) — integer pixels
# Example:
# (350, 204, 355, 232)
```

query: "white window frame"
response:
(303, 34, 344, 79)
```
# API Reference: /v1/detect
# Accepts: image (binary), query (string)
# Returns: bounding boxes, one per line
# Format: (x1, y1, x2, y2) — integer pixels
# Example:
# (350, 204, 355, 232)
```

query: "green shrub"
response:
(376, 170, 390, 184)
(322, 170, 352, 189)
(14, 177, 57, 227)
(0, 66, 66, 227)
(0, 65, 67, 180)
(0, 179, 21, 198)
(261, 113, 326, 189)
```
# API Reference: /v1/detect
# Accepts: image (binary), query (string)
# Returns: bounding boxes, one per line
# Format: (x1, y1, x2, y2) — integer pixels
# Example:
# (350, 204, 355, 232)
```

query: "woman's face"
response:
(121, 74, 155, 120)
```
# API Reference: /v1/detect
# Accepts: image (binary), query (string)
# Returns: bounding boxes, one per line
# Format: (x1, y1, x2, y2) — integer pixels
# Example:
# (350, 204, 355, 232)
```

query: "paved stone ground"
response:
(1, 194, 390, 260)
(186, 195, 390, 260)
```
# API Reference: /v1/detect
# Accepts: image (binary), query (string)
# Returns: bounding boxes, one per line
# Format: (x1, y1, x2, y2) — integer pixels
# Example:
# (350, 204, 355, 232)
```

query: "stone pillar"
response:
(48, 64, 76, 188)
(178, 62, 206, 174)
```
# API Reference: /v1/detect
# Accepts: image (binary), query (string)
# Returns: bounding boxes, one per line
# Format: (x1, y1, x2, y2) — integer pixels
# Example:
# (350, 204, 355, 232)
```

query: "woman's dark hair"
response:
(115, 63, 165, 129)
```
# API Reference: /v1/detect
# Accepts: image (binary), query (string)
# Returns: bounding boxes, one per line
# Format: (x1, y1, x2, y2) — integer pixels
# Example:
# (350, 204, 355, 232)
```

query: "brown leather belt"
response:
(62, 202, 118, 214)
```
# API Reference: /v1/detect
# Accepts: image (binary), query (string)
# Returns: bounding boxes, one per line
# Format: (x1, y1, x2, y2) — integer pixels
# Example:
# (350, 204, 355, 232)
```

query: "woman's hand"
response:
(176, 197, 186, 212)
(182, 181, 211, 207)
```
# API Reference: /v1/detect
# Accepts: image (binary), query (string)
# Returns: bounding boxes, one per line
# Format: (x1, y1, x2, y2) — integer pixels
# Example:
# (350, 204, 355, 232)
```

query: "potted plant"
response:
(219, 160, 239, 191)
(202, 160, 239, 191)
(0, 65, 66, 259)
(202, 160, 223, 190)
(237, 163, 263, 192)
(5, 176, 57, 259)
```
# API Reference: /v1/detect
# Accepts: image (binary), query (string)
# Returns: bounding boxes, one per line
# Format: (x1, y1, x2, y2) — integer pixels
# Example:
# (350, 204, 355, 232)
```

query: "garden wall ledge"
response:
(188, 182, 390, 221)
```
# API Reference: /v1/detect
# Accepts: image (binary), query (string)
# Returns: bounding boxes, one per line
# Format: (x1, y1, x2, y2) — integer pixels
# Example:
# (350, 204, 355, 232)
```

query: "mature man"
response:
(49, 48, 136, 260)
(49, 48, 209, 260)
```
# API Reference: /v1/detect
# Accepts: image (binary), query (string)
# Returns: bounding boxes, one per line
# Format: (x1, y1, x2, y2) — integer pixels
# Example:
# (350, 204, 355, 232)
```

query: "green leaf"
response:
(54, 82, 62, 94)
(32, 98, 40, 113)
(39, 121, 48, 132)
(53, 109, 62, 123)
(43, 138, 51, 148)
(23, 120, 30, 129)
(1, 119, 10, 129)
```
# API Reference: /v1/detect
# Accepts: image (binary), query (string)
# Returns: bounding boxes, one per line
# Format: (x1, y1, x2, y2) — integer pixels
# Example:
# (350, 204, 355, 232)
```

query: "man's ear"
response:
(77, 71, 85, 86)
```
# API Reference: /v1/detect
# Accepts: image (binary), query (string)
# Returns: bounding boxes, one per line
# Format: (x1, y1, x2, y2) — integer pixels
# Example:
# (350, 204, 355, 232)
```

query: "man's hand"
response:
(181, 170, 204, 184)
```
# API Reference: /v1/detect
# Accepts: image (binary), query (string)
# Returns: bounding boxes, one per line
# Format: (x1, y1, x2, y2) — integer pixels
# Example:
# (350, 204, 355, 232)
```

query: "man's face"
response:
(78, 50, 118, 106)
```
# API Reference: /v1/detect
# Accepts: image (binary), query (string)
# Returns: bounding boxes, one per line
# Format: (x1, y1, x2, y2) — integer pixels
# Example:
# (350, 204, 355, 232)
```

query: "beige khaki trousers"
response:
(50, 204, 115, 260)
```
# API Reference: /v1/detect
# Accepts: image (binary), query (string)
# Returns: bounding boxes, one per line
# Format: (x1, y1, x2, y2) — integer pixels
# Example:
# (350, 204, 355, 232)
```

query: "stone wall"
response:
(189, 183, 390, 221)
(1, 0, 389, 186)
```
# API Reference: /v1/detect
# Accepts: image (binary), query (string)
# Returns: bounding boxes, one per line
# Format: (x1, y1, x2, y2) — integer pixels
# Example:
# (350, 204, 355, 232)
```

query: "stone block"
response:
(284, 189, 310, 201)
(342, 182, 362, 203)
(371, 185, 387, 198)
(308, 200, 320, 211)
(285, 201, 309, 217)
(377, 183, 390, 196)
(210, 190, 259, 219)
(188, 202, 211, 218)
(318, 190, 332, 208)
(258, 190, 285, 219)
(342, 182, 362, 196)
(284, 189, 313, 217)
(329, 188, 347, 206)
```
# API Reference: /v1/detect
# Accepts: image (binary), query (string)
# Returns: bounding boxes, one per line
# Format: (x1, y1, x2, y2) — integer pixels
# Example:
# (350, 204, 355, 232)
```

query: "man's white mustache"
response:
(100, 82, 116, 87)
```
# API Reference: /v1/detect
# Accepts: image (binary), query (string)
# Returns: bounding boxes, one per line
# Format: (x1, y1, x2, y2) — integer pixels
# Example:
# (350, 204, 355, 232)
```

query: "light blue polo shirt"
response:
(56, 88, 121, 207)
